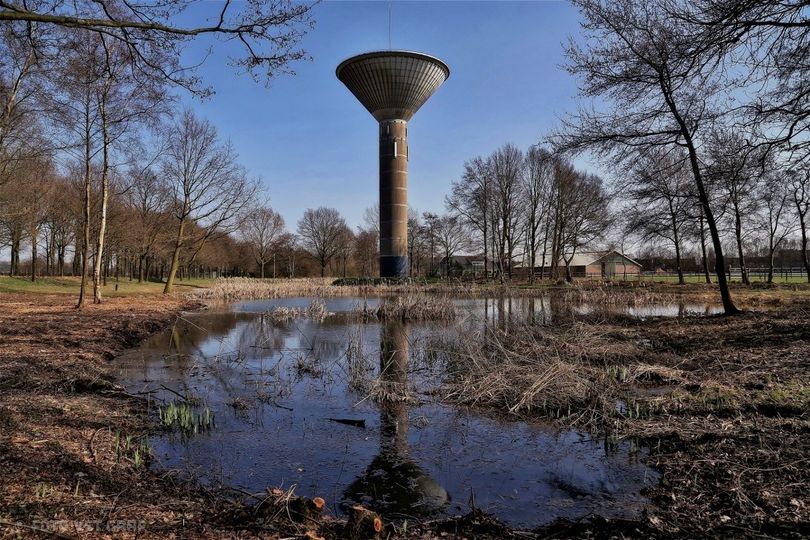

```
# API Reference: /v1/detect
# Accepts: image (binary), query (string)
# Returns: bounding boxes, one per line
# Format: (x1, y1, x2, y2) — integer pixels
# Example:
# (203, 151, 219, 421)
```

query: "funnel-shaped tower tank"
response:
(337, 51, 449, 277)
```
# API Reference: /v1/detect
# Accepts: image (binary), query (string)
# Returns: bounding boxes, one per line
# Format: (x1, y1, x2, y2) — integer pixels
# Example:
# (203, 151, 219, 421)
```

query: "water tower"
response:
(337, 51, 450, 277)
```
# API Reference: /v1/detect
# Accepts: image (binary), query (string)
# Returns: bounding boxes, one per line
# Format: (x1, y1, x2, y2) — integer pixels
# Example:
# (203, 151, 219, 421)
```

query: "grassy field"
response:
(0, 276, 214, 296)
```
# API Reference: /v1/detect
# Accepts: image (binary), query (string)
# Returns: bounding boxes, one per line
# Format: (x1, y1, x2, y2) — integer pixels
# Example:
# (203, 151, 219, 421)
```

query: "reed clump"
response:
(364, 378, 419, 404)
(345, 328, 373, 392)
(294, 352, 323, 377)
(354, 294, 457, 322)
(266, 299, 332, 322)
(436, 321, 648, 427)
(192, 277, 345, 301)
(191, 277, 484, 302)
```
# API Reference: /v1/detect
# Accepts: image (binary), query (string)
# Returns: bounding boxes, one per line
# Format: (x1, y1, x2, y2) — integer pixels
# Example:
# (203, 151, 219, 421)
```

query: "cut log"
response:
(289, 495, 327, 524)
(344, 505, 383, 539)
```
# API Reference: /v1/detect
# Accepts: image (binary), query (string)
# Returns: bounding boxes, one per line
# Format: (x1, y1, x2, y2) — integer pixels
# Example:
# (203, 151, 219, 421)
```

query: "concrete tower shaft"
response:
(337, 51, 449, 277)
(379, 119, 409, 276)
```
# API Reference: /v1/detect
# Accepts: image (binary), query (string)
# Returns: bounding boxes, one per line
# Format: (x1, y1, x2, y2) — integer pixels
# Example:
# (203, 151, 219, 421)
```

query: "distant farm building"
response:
(435, 255, 487, 277)
(516, 251, 642, 279)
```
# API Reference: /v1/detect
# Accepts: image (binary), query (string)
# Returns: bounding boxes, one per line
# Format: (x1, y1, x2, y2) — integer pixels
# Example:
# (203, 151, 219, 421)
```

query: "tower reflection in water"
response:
(343, 320, 449, 516)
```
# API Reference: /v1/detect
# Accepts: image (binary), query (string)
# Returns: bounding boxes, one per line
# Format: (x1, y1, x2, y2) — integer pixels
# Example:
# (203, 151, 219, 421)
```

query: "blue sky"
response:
(180, 0, 584, 231)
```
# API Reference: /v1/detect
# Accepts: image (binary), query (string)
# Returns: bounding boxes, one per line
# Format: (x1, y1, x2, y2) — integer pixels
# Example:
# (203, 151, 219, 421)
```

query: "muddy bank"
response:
(0, 294, 276, 539)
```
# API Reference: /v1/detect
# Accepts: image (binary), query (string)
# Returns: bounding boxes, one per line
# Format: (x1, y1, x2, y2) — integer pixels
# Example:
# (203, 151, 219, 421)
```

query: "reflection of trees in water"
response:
(483, 295, 560, 328)
(343, 321, 449, 517)
(135, 313, 302, 404)
(480, 295, 721, 327)
(144, 313, 358, 406)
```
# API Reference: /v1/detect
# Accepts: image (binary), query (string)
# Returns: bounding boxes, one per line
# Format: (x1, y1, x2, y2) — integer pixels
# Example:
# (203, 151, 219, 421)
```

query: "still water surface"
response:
(114, 296, 711, 527)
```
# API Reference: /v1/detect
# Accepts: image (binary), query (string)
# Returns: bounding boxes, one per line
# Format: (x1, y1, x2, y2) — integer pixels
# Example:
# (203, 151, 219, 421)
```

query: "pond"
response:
(113, 295, 708, 527)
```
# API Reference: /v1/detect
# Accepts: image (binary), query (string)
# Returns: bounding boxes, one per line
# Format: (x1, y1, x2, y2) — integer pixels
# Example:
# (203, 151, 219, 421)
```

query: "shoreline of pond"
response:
(1, 286, 807, 538)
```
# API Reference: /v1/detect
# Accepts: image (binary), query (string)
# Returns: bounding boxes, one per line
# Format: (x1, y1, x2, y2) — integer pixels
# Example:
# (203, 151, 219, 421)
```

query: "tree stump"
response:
(344, 505, 383, 539)
(289, 495, 326, 524)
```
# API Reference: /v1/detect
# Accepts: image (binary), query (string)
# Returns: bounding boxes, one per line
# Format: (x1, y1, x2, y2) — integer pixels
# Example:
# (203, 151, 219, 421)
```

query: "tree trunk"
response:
(482, 215, 488, 280)
(57, 244, 65, 277)
(797, 206, 810, 284)
(734, 208, 750, 285)
(674, 239, 684, 285)
(45, 229, 53, 276)
(93, 98, 110, 304)
(10, 234, 20, 276)
(260, 260, 265, 279)
(77, 119, 92, 309)
(30, 229, 37, 282)
(699, 211, 711, 284)
(164, 217, 186, 294)
(661, 78, 737, 313)
(529, 217, 536, 284)
(670, 205, 685, 285)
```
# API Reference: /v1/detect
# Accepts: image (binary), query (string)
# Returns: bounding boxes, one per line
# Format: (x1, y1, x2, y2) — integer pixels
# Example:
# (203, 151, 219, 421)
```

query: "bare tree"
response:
(0, 17, 50, 185)
(624, 149, 692, 284)
(552, 0, 739, 313)
(242, 205, 285, 278)
(789, 167, 810, 282)
(421, 212, 440, 276)
(521, 146, 554, 283)
(91, 36, 169, 303)
(0, 0, 314, 96)
(758, 171, 796, 283)
(126, 160, 170, 282)
(12, 157, 54, 281)
(490, 144, 524, 280)
(706, 131, 764, 285)
(430, 214, 471, 278)
(162, 109, 256, 293)
(297, 207, 347, 277)
(557, 170, 610, 282)
(43, 176, 75, 276)
(334, 224, 354, 278)
(679, 1, 810, 164)
(354, 228, 378, 277)
(50, 33, 104, 307)
(406, 209, 425, 276)
(362, 204, 380, 236)
(446, 156, 491, 278)
(695, 204, 712, 284)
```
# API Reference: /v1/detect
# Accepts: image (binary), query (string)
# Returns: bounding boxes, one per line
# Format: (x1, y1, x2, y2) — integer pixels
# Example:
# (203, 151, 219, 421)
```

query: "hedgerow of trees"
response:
(2, 0, 810, 316)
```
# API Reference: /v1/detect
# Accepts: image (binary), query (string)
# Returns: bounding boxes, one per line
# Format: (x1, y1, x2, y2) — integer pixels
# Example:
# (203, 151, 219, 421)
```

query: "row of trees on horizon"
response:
(2, 0, 810, 316)
(4, 132, 809, 289)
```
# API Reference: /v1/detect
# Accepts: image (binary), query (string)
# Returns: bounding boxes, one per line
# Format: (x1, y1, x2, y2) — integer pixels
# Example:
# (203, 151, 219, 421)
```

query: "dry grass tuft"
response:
(353, 294, 457, 322)
(435, 322, 630, 426)
(363, 378, 419, 404)
(192, 277, 349, 301)
(345, 328, 373, 392)
(266, 299, 332, 322)
(192, 277, 477, 302)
